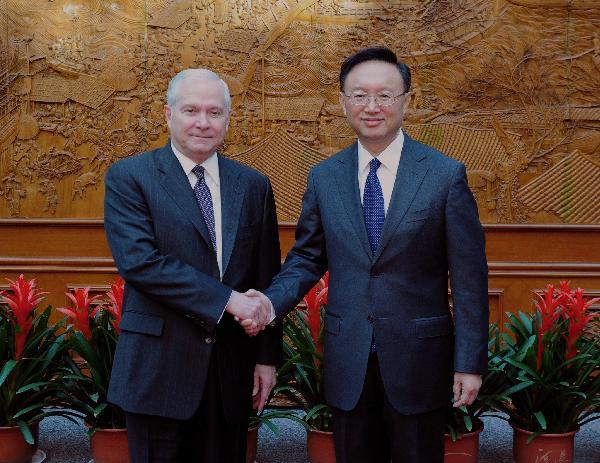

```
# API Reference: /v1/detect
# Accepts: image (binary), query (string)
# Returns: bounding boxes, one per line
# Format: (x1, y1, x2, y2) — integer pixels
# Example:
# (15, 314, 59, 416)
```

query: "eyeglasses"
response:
(343, 90, 409, 107)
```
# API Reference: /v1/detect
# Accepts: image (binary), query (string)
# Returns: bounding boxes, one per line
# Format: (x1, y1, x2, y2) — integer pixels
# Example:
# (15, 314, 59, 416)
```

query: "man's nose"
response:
(364, 97, 381, 112)
(194, 113, 211, 128)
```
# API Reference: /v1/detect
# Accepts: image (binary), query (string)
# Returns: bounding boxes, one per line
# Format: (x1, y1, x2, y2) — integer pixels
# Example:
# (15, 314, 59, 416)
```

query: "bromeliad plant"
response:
(0, 275, 70, 443)
(58, 278, 126, 431)
(495, 281, 600, 435)
(445, 324, 514, 441)
(275, 273, 331, 431)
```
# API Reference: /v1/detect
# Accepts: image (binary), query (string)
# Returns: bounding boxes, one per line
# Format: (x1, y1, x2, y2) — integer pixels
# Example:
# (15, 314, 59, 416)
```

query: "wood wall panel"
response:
(1, 1, 600, 225)
(1, 220, 598, 328)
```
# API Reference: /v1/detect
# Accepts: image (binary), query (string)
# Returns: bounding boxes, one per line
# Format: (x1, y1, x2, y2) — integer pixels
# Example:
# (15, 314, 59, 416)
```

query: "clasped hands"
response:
(225, 289, 272, 336)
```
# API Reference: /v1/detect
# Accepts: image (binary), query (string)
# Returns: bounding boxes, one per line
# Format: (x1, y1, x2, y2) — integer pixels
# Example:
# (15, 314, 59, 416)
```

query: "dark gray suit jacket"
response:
(104, 143, 281, 421)
(265, 134, 489, 414)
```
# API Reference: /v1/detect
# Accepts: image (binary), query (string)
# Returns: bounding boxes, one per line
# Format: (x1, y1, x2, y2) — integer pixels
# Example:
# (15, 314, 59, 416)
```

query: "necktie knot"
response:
(369, 158, 381, 172)
(192, 165, 205, 179)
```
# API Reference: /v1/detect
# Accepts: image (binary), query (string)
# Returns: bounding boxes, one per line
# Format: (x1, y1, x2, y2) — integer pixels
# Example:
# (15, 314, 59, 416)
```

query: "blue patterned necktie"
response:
(192, 165, 216, 252)
(363, 158, 384, 354)
(363, 158, 385, 254)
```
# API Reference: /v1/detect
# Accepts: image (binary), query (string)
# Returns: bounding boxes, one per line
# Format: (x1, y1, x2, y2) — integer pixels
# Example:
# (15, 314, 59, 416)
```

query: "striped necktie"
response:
(192, 165, 216, 252)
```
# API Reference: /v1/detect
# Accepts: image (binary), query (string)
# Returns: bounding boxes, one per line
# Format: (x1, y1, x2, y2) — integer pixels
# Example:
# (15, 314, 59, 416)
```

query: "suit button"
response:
(367, 315, 374, 323)
(204, 337, 215, 344)
(370, 271, 380, 278)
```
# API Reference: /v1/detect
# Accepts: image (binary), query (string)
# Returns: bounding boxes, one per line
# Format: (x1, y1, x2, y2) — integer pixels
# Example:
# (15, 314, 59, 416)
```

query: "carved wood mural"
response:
(0, 0, 599, 223)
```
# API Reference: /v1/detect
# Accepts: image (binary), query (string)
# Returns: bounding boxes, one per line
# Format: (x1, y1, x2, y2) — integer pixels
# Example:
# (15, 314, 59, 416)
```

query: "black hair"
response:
(339, 46, 411, 93)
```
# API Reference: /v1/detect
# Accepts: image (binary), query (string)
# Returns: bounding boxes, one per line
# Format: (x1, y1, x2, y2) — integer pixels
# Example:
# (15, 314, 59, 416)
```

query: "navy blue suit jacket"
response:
(265, 134, 489, 414)
(104, 143, 281, 421)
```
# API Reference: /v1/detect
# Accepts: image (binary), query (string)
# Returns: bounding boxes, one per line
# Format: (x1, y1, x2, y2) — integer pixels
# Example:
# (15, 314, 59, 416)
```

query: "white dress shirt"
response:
(357, 130, 404, 214)
(172, 143, 275, 325)
(171, 143, 223, 278)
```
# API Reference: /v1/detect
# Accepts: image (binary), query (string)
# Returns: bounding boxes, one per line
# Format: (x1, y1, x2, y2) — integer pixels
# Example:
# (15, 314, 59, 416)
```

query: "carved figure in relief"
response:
(37, 178, 57, 214)
(0, 171, 26, 216)
(72, 170, 98, 200)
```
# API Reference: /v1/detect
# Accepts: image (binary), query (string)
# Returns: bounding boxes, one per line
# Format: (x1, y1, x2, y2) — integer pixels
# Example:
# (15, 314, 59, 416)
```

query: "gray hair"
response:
(166, 69, 231, 110)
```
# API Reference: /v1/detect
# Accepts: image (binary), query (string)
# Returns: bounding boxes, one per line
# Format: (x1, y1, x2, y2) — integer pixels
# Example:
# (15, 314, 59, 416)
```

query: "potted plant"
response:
(57, 278, 128, 463)
(275, 274, 335, 463)
(444, 324, 513, 463)
(0, 275, 72, 463)
(494, 281, 600, 463)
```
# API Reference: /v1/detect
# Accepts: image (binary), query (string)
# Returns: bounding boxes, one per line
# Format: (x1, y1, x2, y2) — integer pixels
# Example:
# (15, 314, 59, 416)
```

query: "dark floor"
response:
(36, 413, 600, 462)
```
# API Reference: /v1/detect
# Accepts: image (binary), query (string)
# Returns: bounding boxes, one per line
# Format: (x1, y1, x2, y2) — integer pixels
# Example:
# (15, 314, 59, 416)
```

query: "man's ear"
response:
(402, 92, 412, 112)
(164, 105, 172, 128)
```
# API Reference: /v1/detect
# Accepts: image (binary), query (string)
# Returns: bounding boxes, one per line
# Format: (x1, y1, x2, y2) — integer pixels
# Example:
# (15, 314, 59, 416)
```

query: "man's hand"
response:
(253, 364, 276, 413)
(238, 289, 273, 336)
(226, 290, 268, 331)
(453, 372, 482, 408)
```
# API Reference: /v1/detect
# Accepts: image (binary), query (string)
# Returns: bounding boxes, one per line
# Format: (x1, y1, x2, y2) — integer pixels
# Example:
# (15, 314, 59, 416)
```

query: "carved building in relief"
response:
(0, 0, 598, 223)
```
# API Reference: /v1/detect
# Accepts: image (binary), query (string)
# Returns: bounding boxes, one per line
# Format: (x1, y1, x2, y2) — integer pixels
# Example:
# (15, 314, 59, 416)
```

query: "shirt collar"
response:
(171, 142, 220, 186)
(357, 130, 404, 174)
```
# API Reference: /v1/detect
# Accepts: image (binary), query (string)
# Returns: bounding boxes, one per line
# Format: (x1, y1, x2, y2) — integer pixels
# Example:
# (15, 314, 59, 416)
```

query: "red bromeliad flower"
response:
(562, 286, 600, 362)
(0, 274, 47, 360)
(102, 277, 124, 333)
(535, 283, 564, 369)
(303, 273, 329, 353)
(57, 288, 102, 341)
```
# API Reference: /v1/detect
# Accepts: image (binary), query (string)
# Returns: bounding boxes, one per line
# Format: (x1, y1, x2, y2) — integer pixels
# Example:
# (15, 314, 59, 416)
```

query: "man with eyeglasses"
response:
(104, 69, 281, 462)
(245, 47, 489, 462)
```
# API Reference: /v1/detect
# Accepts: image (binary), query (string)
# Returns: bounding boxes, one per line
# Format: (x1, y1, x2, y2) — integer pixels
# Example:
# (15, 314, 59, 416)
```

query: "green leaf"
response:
(527, 430, 543, 444)
(533, 411, 547, 431)
(0, 359, 17, 387)
(18, 421, 34, 445)
(12, 403, 45, 419)
(304, 404, 330, 423)
(93, 403, 107, 418)
(464, 415, 473, 432)
(16, 382, 50, 394)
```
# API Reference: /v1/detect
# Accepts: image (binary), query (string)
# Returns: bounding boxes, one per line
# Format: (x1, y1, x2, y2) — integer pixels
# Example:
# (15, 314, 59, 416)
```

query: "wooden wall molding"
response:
(1, 220, 598, 326)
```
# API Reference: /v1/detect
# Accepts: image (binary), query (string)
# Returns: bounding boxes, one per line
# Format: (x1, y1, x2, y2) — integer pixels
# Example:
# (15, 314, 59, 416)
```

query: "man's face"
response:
(340, 60, 411, 153)
(164, 77, 230, 163)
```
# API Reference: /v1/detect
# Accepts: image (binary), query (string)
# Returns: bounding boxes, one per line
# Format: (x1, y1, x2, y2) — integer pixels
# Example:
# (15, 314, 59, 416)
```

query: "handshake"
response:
(225, 289, 273, 336)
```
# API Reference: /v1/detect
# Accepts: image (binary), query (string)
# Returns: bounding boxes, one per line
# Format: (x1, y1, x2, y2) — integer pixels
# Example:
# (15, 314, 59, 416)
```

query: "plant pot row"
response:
(444, 421, 578, 463)
(0, 418, 581, 463)
(303, 423, 578, 463)
(0, 424, 129, 463)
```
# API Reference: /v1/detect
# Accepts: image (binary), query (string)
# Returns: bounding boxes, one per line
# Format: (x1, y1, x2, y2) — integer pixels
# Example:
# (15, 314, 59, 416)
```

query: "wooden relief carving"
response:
(0, 0, 599, 223)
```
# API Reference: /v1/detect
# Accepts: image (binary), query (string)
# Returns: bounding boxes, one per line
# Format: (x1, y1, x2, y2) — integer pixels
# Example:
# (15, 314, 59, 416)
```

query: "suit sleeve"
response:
(445, 163, 489, 374)
(104, 161, 231, 332)
(265, 169, 328, 323)
(254, 179, 283, 366)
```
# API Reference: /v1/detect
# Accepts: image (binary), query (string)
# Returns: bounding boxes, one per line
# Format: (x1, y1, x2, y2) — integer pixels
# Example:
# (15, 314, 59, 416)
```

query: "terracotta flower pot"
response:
(90, 428, 130, 463)
(306, 429, 336, 463)
(444, 422, 484, 463)
(512, 424, 578, 463)
(0, 423, 38, 463)
(246, 424, 259, 463)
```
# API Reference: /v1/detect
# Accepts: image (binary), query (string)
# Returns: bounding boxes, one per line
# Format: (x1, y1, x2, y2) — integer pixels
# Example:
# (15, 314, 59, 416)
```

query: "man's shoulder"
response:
(310, 143, 356, 174)
(108, 146, 163, 173)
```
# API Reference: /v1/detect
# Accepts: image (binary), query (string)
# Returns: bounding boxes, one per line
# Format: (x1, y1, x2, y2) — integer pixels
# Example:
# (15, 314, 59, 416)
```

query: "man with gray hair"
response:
(104, 68, 280, 462)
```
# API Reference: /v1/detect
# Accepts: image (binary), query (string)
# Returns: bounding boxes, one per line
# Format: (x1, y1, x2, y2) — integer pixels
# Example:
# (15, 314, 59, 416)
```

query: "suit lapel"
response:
(334, 144, 372, 260)
(156, 143, 213, 250)
(218, 155, 243, 275)
(372, 135, 429, 265)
